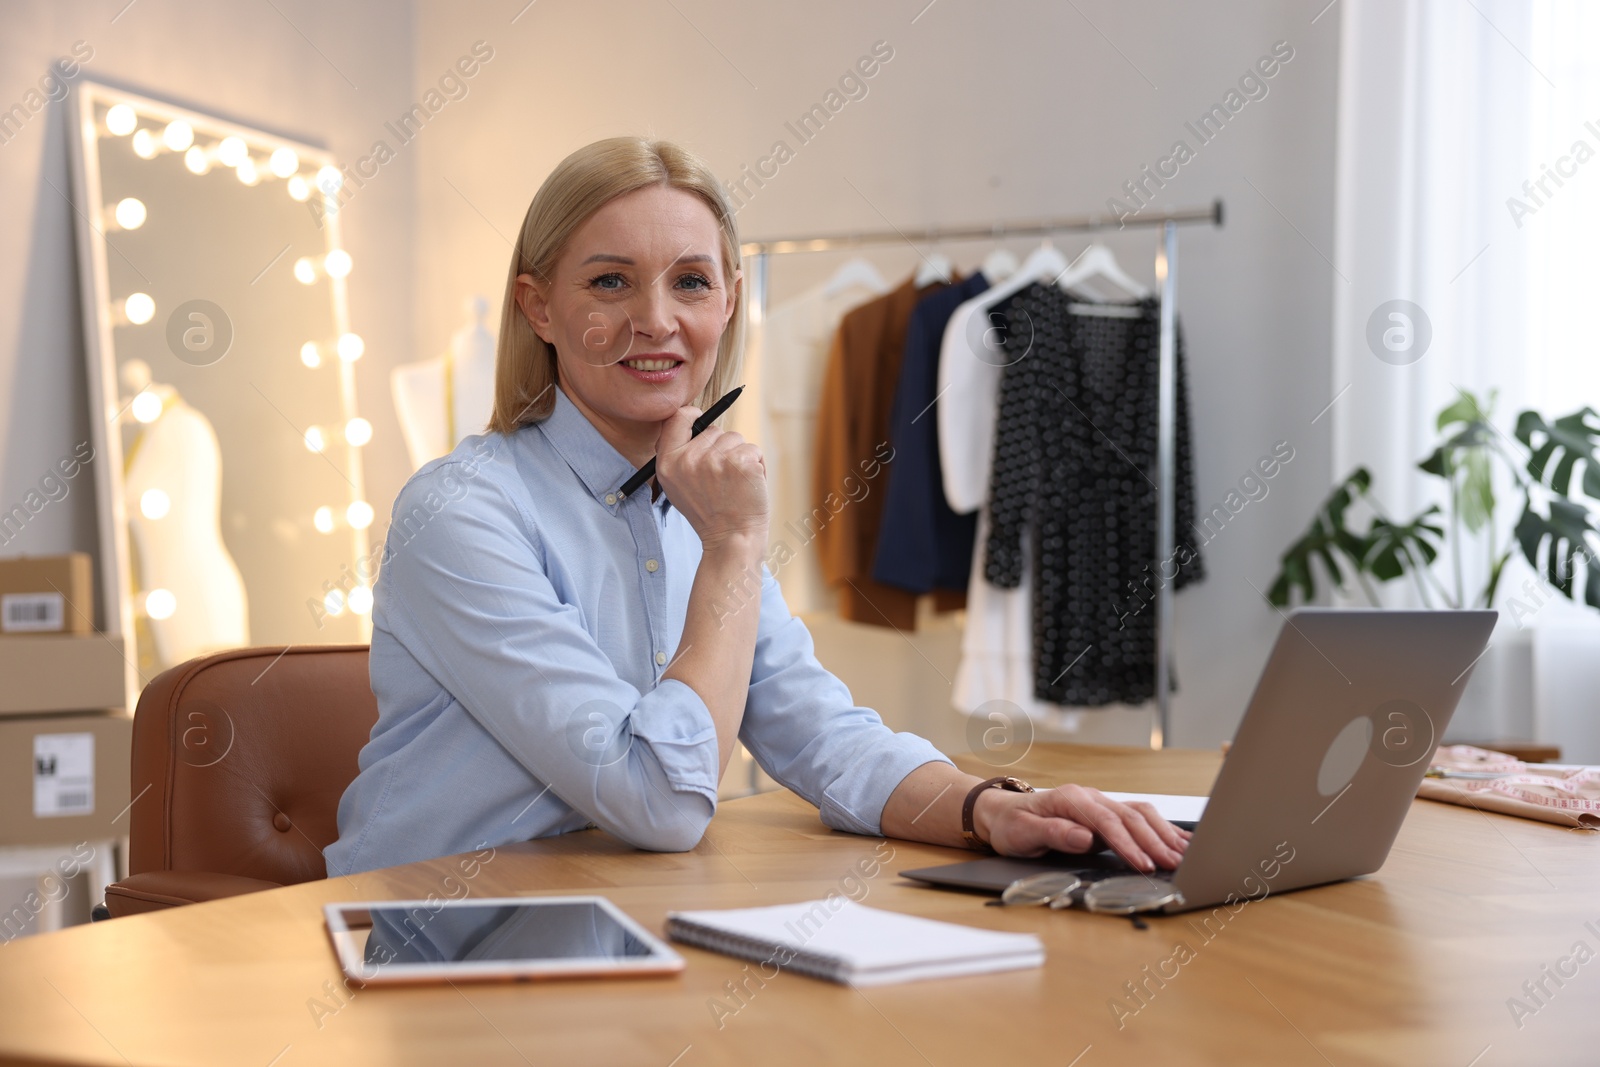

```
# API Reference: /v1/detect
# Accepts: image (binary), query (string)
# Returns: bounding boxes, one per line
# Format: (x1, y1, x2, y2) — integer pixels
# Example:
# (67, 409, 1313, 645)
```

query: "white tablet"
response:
(323, 896, 685, 986)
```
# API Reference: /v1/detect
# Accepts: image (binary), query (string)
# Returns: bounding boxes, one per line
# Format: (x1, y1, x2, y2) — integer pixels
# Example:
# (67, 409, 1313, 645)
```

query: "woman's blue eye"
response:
(589, 273, 625, 291)
(677, 273, 711, 291)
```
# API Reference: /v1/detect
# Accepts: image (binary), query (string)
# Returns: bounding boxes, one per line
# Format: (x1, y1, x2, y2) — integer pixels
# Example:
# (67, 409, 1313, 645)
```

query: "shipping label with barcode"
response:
(33, 733, 95, 817)
(3, 592, 65, 632)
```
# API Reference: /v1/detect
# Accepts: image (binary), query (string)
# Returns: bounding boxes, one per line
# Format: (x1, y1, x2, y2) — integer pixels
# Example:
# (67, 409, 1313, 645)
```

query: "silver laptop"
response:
(901, 609, 1498, 914)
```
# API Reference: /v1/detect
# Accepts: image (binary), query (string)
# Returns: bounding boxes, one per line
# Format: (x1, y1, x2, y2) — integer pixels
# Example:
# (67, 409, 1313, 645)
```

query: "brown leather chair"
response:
(103, 644, 377, 917)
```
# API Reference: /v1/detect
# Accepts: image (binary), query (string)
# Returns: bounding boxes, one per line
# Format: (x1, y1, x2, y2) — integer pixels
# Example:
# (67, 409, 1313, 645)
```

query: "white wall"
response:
(408, 0, 1342, 751)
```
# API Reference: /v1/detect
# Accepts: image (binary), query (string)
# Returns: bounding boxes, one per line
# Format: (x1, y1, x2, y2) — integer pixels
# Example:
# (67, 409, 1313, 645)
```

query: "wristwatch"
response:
(961, 776, 1035, 851)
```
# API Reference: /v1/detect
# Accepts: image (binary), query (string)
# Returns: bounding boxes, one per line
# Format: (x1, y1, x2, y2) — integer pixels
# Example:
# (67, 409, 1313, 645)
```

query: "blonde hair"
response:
(488, 137, 745, 433)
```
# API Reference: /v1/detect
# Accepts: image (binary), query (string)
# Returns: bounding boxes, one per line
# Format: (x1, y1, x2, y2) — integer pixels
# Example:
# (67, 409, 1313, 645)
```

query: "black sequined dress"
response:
(983, 283, 1204, 706)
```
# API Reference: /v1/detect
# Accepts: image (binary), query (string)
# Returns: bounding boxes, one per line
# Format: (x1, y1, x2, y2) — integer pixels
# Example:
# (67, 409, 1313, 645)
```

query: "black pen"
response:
(616, 385, 745, 499)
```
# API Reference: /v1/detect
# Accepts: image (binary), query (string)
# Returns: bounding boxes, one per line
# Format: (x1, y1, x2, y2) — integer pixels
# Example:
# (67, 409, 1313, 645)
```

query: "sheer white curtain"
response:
(1333, 0, 1600, 757)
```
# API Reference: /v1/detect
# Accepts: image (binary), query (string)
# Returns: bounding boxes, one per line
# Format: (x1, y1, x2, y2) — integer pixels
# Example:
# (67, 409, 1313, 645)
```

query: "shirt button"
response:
(645, 558, 659, 573)
(655, 651, 667, 665)
(604, 493, 617, 506)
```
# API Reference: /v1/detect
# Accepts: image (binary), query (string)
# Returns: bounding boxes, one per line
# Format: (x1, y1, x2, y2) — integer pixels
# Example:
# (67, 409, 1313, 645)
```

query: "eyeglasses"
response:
(997, 871, 1084, 909)
(998, 871, 1183, 915)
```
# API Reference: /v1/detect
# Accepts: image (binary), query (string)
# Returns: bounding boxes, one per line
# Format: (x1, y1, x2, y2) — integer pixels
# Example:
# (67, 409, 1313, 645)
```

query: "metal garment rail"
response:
(740, 199, 1223, 750)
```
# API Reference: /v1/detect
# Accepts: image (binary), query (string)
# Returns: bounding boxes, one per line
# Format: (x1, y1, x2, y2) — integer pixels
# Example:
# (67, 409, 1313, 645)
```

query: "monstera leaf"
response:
(1267, 468, 1373, 606)
(1515, 407, 1600, 499)
(1514, 496, 1600, 608)
(1513, 407, 1600, 607)
(1419, 390, 1501, 533)
(1365, 506, 1445, 583)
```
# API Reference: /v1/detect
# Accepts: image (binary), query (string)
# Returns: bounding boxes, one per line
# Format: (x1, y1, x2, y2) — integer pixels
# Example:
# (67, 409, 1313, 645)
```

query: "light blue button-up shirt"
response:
(325, 386, 951, 876)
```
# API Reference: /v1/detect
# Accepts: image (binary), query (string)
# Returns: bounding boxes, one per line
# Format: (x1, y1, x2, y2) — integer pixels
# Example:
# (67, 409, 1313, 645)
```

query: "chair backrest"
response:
(127, 644, 377, 886)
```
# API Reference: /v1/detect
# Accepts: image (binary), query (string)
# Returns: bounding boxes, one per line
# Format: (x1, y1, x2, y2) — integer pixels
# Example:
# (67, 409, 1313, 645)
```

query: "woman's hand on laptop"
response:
(976, 784, 1191, 872)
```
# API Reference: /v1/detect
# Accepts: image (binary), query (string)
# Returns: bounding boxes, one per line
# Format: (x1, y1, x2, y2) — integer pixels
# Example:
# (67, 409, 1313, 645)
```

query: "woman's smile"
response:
(616, 352, 685, 381)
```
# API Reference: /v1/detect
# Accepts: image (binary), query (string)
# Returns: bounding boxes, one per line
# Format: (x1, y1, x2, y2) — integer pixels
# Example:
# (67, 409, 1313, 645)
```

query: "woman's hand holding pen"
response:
(654, 405, 769, 555)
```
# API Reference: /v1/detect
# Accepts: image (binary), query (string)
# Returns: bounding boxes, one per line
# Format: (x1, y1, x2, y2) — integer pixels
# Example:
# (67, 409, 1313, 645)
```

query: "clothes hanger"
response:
(913, 250, 954, 288)
(823, 256, 889, 297)
(1017, 239, 1069, 283)
(939, 237, 1069, 369)
(980, 247, 1019, 283)
(1054, 243, 1150, 303)
(959, 238, 1067, 319)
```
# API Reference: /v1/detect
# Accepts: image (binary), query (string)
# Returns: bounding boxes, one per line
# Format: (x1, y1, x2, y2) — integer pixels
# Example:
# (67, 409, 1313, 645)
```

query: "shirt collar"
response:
(537, 386, 674, 516)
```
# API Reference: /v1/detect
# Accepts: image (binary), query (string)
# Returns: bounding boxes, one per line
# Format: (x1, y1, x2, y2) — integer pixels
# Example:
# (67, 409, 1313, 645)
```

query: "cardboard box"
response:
(0, 553, 93, 636)
(0, 634, 128, 716)
(0, 711, 131, 847)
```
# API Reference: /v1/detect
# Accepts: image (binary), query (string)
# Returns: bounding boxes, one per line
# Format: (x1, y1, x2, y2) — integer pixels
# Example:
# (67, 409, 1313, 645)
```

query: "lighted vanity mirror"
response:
(69, 80, 373, 702)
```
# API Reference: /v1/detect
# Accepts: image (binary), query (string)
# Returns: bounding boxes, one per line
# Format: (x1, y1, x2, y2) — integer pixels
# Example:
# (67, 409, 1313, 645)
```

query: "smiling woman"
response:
(323, 136, 1189, 880)
(488, 138, 744, 439)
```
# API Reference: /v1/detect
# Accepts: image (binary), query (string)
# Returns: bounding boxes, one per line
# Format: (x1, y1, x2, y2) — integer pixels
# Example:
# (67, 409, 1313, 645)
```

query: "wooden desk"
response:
(2, 745, 1596, 1066)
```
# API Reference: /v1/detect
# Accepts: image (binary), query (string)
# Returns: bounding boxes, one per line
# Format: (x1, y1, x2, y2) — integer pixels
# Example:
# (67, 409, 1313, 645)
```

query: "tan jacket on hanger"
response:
(812, 273, 965, 630)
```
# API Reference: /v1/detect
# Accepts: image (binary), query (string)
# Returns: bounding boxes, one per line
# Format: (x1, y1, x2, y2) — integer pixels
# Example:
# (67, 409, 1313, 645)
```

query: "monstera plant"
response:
(1268, 390, 1600, 615)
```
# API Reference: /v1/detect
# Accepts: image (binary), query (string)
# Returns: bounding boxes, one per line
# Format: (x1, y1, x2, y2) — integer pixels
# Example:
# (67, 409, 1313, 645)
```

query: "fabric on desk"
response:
(1418, 746, 1600, 828)
(324, 386, 949, 876)
(734, 278, 886, 616)
(813, 274, 963, 630)
(985, 284, 1205, 706)
(871, 272, 988, 595)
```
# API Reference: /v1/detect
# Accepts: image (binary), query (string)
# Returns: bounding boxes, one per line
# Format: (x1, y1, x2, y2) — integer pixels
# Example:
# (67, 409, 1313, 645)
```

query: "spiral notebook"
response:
(664, 899, 1044, 987)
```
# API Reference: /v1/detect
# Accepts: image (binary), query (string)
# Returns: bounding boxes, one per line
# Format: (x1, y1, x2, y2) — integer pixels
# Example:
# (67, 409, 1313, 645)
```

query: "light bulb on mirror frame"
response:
(236, 156, 261, 186)
(130, 390, 164, 424)
(123, 292, 156, 325)
(269, 147, 299, 179)
(144, 588, 177, 620)
(346, 500, 374, 529)
(217, 136, 248, 168)
(162, 120, 194, 152)
(313, 506, 335, 534)
(139, 488, 172, 520)
(304, 426, 326, 453)
(131, 128, 158, 159)
(323, 589, 346, 617)
(300, 341, 321, 368)
(324, 249, 352, 279)
(112, 198, 147, 230)
(105, 104, 137, 136)
(183, 145, 210, 175)
(287, 174, 310, 201)
(344, 418, 373, 447)
(120, 358, 153, 393)
(336, 333, 364, 362)
(293, 257, 316, 285)
(316, 165, 343, 194)
(348, 585, 374, 615)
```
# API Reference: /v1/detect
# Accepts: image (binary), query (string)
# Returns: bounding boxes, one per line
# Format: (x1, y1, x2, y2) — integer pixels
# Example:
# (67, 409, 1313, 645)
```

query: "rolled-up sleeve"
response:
(738, 564, 953, 836)
(380, 468, 721, 852)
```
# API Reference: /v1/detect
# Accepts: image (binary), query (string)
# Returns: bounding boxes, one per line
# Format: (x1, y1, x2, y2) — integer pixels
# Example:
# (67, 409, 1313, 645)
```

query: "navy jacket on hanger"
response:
(870, 271, 990, 596)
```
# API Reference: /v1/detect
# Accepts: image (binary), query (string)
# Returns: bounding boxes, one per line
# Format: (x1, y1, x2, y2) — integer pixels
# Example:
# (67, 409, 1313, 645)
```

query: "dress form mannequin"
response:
(122, 371, 249, 668)
(392, 296, 497, 471)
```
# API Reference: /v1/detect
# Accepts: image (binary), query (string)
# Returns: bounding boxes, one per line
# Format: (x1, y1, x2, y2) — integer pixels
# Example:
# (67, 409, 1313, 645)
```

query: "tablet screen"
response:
(325, 896, 684, 984)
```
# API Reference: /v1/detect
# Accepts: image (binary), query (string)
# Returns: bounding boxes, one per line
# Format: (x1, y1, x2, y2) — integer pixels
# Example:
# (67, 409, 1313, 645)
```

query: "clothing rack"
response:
(741, 199, 1224, 750)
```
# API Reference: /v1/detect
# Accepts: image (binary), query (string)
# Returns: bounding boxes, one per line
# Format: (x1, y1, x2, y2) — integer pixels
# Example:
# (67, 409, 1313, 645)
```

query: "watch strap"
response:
(961, 776, 1035, 851)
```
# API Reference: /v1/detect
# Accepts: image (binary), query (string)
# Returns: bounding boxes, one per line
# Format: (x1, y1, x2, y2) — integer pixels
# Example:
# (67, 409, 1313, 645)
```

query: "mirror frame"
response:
(67, 79, 372, 710)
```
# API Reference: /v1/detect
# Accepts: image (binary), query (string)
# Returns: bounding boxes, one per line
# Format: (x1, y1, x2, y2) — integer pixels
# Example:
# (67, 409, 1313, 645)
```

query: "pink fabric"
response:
(1418, 745, 1600, 828)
